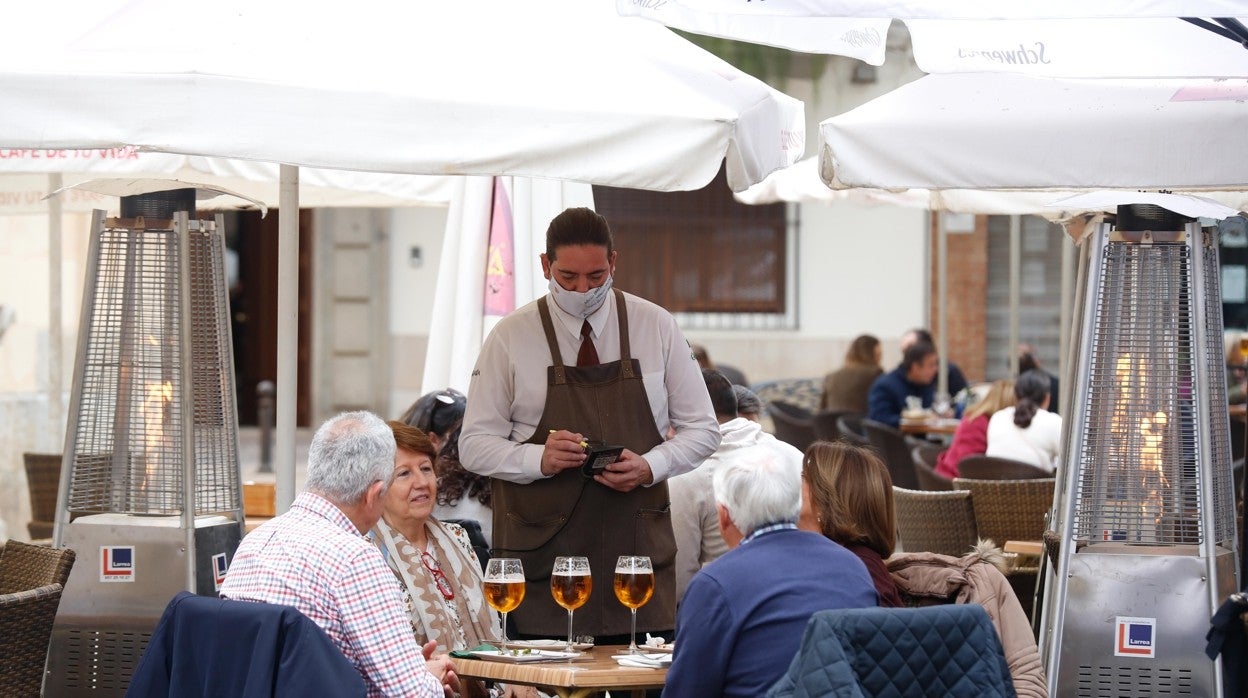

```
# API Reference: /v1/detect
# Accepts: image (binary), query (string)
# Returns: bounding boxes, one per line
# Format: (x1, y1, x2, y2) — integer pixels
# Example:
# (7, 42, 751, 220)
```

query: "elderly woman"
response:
(798, 441, 903, 607)
(374, 421, 541, 698)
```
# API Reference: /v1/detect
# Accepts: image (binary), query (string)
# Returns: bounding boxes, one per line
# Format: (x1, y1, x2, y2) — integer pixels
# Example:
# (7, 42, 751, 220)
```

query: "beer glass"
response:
(550, 556, 592, 652)
(613, 555, 655, 654)
(484, 558, 525, 648)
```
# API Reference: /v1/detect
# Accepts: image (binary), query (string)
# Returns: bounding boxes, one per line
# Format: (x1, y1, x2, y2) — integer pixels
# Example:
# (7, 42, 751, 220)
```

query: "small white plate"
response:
(471, 650, 581, 663)
(503, 639, 594, 651)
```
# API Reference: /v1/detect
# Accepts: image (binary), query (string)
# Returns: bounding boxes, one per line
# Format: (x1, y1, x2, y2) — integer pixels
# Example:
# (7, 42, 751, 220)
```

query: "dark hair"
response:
(732, 385, 763, 417)
(1018, 351, 1041, 373)
(845, 334, 881, 367)
(802, 441, 896, 558)
(399, 388, 466, 438)
(702, 368, 737, 419)
(433, 421, 491, 508)
(546, 207, 613, 261)
(909, 328, 935, 345)
(902, 340, 937, 371)
(1013, 370, 1051, 428)
(691, 343, 711, 369)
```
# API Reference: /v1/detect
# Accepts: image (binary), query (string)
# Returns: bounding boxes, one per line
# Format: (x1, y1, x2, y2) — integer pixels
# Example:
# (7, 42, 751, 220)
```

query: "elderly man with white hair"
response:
(221, 411, 453, 698)
(662, 444, 877, 698)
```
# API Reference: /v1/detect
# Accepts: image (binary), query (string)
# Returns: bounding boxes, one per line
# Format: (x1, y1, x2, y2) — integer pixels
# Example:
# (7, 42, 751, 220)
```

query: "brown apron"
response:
(492, 289, 675, 637)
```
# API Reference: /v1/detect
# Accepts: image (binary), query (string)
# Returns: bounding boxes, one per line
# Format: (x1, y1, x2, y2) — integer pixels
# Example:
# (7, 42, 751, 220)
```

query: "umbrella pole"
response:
(47, 173, 64, 448)
(1009, 215, 1021, 375)
(937, 212, 948, 398)
(276, 165, 299, 513)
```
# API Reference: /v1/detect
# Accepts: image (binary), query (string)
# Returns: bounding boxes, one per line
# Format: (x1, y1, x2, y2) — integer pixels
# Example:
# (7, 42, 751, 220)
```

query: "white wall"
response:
(387, 205, 450, 416)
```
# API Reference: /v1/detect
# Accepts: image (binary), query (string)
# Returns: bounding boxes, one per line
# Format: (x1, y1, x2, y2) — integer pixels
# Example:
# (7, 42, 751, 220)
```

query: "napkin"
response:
(450, 643, 499, 658)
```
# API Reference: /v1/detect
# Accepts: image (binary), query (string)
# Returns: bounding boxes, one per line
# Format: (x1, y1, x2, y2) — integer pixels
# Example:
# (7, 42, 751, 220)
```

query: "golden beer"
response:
(613, 571, 655, 609)
(484, 580, 526, 613)
(551, 572, 592, 611)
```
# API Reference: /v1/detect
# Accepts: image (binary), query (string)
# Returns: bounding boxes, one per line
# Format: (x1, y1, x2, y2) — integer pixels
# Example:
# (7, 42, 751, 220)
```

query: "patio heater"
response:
(1042, 204, 1239, 696)
(47, 189, 244, 696)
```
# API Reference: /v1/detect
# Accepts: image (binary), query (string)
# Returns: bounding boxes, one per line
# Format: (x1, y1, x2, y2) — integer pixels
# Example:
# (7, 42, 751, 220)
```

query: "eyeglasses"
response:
(422, 550, 456, 601)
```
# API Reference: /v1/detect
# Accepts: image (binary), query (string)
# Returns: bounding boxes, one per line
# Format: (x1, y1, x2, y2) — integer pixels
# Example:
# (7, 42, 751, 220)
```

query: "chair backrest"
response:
(861, 419, 920, 490)
(812, 410, 856, 443)
(442, 518, 490, 573)
(0, 540, 76, 595)
(128, 591, 366, 697)
(952, 478, 1056, 548)
(751, 378, 822, 414)
(910, 444, 953, 491)
(0, 583, 65, 695)
(956, 455, 1052, 480)
(836, 414, 871, 447)
(768, 401, 818, 452)
(892, 487, 978, 557)
(768, 605, 1014, 697)
(23, 453, 62, 540)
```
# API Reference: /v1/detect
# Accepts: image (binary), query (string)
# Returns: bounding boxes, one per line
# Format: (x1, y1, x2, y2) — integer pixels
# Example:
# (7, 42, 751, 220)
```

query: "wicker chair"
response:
(768, 401, 817, 452)
(911, 443, 953, 491)
(812, 409, 856, 443)
(23, 453, 62, 540)
(0, 541, 76, 694)
(893, 487, 979, 557)
(956, 455, 1052, 480)
(0, 540, 77, 595)
(836, 414, 871, 448)
(862, 419, 920, 490)
(0, 583, 65, 695)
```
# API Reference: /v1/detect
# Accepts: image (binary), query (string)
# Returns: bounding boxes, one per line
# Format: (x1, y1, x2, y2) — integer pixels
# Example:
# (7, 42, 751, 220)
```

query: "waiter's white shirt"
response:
(461, 289, 719, 485)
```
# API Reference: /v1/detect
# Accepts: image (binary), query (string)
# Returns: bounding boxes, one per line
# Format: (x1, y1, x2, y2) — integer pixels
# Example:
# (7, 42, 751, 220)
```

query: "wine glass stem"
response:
(501, 611, 509, 647)
(629, 608, 639, 653)
(566, 609, 575, 652)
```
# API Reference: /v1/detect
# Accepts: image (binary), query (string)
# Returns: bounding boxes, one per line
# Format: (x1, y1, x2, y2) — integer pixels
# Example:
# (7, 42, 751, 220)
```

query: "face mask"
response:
(548, 275, 613, 319)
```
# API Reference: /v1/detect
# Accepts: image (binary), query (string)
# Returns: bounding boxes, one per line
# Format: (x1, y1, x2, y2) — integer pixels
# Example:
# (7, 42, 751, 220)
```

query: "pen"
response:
(549, 429, 590, 449)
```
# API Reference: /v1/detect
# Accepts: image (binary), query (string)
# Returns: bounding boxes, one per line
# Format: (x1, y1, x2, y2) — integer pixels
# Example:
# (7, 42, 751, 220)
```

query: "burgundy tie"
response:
(577, 320, 599, 367)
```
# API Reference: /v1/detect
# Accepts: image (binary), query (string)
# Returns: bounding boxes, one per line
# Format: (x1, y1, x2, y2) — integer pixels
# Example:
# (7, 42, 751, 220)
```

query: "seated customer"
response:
(820, 333, 883, 413)
(221, 411, 450, 698)
(867, 339, 940, 427)
(935, 379, 1016, 479)
(902, 328, 969, 397)
(373, 422, 539, 698)
(798, 441, 902, 607)
(987, 370, 1063, 472)
(663, 445, 876, 698)
(732, 384, 764, 423)
(402, 389, 494, 547)
(670, 369, 803, 600)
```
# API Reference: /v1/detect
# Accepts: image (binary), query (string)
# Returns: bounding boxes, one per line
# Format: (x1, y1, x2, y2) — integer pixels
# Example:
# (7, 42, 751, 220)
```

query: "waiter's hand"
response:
(540, 429, 588, 477)
(595, 449, 653, 492)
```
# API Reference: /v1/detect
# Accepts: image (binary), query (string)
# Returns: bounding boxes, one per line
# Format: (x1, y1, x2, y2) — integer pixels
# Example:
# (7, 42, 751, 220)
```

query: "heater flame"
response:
(139, 379, 174, 502)
(1110, 354, 1168, 542)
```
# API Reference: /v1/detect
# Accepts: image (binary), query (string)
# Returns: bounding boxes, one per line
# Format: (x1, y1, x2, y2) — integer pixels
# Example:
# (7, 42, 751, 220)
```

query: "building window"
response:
(592, 167, 789, 318)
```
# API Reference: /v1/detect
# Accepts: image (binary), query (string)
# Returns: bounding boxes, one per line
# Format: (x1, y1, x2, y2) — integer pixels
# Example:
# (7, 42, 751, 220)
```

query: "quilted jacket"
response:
(886, 544, 1047, 698)
(768, 604, 1016, 697)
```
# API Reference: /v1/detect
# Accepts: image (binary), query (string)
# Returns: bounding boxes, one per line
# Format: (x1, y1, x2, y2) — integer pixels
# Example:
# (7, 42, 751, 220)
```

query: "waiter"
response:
(460, 207, 719, 640)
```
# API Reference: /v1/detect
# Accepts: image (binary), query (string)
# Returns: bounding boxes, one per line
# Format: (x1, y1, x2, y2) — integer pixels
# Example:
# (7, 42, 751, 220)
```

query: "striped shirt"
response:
(221, 491, 440, 697)
(741, 521, 798, 545)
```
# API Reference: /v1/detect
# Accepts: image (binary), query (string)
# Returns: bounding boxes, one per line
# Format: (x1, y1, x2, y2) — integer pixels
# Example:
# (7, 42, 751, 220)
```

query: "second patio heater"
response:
(47, 190, 244, 696)
(1043, 204, 1239, 697)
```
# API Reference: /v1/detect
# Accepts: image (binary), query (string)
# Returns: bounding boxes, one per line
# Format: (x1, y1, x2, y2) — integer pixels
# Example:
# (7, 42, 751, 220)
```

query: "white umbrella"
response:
(618, 2, 1248, 77)
(2, 0, 803, 193)
(820, 74, 1248, 191)
(1, 0, 805, 512)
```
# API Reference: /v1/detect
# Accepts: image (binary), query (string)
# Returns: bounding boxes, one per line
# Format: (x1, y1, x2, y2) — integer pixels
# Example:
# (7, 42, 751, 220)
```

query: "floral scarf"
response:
(374, 517, 501, 652)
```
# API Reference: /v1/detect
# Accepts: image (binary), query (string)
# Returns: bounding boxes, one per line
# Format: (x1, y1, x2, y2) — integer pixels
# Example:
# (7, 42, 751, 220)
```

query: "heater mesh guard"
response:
(66, 220, 240, 516)
(1071, 238, 1236, 547)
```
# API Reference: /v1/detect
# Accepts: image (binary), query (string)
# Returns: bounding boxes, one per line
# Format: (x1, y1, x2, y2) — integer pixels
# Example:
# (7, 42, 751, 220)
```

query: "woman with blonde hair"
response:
(934, 379, 1016, 479)
(798, 441, 902, 607)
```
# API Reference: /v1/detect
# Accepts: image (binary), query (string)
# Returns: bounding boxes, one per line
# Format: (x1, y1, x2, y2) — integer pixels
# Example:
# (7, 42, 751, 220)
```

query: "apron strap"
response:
(536, 297, 567, 385)
(615, 289, 634, 378)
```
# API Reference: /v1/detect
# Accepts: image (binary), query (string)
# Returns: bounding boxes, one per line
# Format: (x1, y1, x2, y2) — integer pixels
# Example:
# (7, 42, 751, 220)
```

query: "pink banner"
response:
(483, 177, 515, 316)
